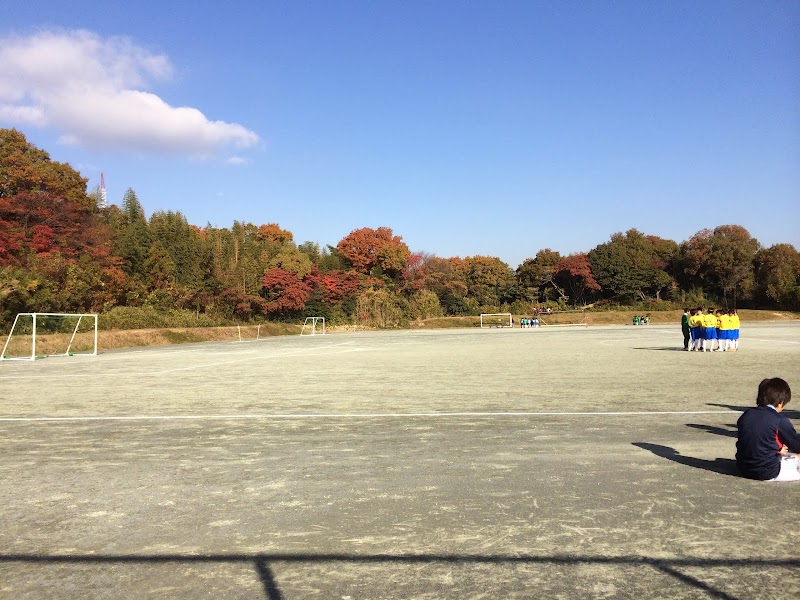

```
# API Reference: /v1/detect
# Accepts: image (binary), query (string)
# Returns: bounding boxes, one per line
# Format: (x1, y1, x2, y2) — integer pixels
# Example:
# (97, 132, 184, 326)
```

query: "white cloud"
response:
(0, 29, 259, 157)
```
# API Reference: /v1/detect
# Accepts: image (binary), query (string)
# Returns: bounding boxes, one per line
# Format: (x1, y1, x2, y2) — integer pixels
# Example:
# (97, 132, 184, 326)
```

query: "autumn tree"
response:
(551, 253, 601, 306)
(0, 130, 120, 317)
(257, 223, 293, 245)
(336, 227, 411, 279)
(262, 267, 311, 314)
(0, 128, 91, 209)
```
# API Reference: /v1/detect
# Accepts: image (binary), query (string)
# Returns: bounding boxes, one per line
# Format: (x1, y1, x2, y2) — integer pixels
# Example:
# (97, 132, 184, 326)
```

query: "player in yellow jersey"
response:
(688, 308, 703, 351)
(729, 309, 740, 351)
(718, 310, 731, 351)
(702, 308, 718, 352)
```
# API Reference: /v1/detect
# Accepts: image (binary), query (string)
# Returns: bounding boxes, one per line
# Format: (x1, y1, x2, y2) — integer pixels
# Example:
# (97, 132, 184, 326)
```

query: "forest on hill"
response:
(1, 128, 799, 329)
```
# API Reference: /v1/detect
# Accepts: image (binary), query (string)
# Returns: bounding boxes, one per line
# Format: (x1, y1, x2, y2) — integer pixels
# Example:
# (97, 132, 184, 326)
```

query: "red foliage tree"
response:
(262, 267, 311, 312)
(336, 226, 410, 277)
(552, 253, 600, 306)
(399, 252, 426, 292)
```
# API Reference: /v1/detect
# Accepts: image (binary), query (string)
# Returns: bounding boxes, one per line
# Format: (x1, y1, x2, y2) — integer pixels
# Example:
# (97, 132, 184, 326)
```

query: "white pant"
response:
(770, 454, 800, 482)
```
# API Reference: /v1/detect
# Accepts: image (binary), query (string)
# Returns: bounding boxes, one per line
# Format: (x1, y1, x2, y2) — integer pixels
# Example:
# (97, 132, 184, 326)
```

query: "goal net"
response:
(538, 310, 588, 328)
(1, 313, 99, 361)
(300, 316, 326, 336)
(480, 313, 512, 328)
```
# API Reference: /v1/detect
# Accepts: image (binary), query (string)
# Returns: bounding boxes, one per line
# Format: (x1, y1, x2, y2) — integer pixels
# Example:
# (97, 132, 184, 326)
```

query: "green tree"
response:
(754, 244, 800, 309)
(420, 257, 469, 314)
(149, 210, 207, 292)
(111, 188, 151, 281)
(707, 225, 759, 307)
(589, 229, 676, 302)
(298, 241, 321, 264)
(515, 249, 561, 303)
(144, 241, 177, 292)
(464, 256, 515, 310)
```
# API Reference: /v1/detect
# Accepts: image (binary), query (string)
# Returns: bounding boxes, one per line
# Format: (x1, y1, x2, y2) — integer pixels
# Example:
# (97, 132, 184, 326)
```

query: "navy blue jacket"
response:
(736, 406, 800, 480)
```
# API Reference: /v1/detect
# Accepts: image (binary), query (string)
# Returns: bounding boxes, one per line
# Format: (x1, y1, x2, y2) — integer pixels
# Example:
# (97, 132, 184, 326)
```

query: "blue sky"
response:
(2, 1, 798, 268)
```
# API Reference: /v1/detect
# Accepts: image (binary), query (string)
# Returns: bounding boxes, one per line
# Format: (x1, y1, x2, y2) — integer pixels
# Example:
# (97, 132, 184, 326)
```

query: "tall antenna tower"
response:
(98, 173, 108, 209)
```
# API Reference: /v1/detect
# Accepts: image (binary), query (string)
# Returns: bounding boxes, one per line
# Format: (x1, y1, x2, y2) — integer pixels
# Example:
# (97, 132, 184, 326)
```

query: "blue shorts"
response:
(691, 326, 702, 340)
(704, 327, 717, 340)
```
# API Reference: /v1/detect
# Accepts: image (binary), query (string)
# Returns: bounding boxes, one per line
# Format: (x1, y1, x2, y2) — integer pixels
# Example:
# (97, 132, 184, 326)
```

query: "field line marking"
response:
(0, 342, 359, 380)
(743, 338, 800, 345)
(0, 410, 737, 422)
(149, 341, 359, 374)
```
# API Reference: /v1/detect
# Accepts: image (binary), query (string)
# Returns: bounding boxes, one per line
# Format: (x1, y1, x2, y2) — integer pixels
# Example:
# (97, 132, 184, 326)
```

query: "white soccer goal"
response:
(300, 316, 326, 336)
(1, 313, 99, 361)
(237, 323, 265, 341)
(480, 313, 513, 328)
(538, 310, 588, 328)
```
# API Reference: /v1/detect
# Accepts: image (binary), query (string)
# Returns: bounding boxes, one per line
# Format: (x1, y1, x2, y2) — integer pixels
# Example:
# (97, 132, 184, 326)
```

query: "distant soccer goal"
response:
(538, 310, 588, 328)
(480, 313, 513, 328)
(1, 313, 99, 361)
(237, 324, 267, 341)
(300, 316, 326, 336)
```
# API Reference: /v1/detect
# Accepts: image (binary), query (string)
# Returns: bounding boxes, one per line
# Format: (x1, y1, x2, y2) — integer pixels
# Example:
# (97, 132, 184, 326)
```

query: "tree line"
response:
(1, 128, 798, 328)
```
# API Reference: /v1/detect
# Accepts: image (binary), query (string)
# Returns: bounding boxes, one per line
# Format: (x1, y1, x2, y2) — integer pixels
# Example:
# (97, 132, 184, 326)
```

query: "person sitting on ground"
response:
(736, 377, 800, 481)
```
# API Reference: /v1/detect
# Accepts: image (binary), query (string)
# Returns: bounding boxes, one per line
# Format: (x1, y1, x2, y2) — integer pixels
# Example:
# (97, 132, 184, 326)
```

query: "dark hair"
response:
(756, 378, 791, 408)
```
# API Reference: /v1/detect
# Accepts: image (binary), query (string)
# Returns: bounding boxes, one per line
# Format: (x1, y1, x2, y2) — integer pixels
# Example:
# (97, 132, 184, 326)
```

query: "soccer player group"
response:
(686, 308, 740, 352)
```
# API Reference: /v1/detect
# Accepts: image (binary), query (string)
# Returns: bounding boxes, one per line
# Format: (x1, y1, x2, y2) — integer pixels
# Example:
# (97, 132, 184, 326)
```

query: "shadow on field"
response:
(4, 552, 798, 600)
(632, 346, 686, 351)
(633, 442, 740, 477)
(686, 423, 738, 438)
(708, 403, 800, 420)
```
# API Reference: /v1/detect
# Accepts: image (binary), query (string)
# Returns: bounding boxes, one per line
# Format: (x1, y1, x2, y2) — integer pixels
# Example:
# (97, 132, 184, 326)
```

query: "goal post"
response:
(537, 309, 588, 328)
(480, 313, 513, 328)
(2, 313, 99, 361)
(300, 316, 326, 336)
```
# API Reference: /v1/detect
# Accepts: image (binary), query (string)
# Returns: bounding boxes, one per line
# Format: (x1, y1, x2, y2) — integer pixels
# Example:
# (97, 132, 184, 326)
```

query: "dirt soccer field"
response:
(1, 322, 799, 599)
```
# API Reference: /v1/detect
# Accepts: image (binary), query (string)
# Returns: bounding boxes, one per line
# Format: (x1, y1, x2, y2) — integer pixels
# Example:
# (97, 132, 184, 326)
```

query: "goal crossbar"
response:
(300, 316, 326, 336)
(1, 313, 99, 361)
(480, 313, 512, 328)
(538, 310, 588, 328)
